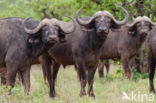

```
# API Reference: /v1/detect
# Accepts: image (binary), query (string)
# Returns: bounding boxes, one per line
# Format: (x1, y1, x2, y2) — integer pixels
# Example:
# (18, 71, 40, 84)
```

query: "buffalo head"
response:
(127, 16, 156, 36)
(23, 17, 76, 44)
(76, 6, 129, 38)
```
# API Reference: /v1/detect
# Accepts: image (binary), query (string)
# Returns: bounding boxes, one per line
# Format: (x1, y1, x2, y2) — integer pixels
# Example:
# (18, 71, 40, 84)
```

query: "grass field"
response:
(0, 64, 156, 103)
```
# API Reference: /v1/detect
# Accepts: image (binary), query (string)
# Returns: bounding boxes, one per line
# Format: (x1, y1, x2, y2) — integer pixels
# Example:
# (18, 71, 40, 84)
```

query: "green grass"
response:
(0, 65, 156, 103)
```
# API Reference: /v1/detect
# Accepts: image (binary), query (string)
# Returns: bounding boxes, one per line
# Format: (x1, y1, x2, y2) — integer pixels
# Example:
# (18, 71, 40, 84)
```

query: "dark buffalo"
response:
(147, 26, 156, 93)
(0, 17, 76, 95)
(40, 6, 129, 98)
(100, 16, 155, 79)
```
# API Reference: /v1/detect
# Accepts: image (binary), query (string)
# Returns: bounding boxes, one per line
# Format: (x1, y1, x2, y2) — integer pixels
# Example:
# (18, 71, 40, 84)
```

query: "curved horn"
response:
(76, 6, 94, 26)
(110, 6, 129, 25)
(126, 16, 156, 27)
(142, 16, 156, 26)
(126, 16, 142, 27)
(51, 16, 76, 34)
(61, 16, 76, 34)
(23, 18, 50, 34)
(76, 6, 129, 26)
(147, 18, 156, 26)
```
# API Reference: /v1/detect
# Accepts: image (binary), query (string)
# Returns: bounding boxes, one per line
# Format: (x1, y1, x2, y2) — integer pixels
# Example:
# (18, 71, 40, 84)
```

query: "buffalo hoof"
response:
(98, 71, 104, 78)
(124, 77, 128, 80)
(80, 91, 86, 97)
(1, 81, 6, 85)
(150, 89, 156, 94)
(89, 92, 95, 98)
(24, 91, 30, 95)
(50, 96, 56, 100)
(49, 93, 56, 99)
(124, 75, 131, 80)
(99, 74, 104, 78)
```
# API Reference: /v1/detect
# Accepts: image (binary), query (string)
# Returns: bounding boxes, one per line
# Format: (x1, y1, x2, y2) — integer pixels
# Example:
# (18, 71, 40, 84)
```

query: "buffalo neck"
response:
(27, 41, 53, 59)
(88, 30, 105, 51)
(136, 31, 147, 48)
(127, 31, 147, 50)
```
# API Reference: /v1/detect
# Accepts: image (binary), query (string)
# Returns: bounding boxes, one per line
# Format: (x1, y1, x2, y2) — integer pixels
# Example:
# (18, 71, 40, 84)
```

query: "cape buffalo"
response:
(100, 16, 155, 80)
(147, 26, 156, 93)
(0, 17, 76, 95)
(40, 6, 129, 98)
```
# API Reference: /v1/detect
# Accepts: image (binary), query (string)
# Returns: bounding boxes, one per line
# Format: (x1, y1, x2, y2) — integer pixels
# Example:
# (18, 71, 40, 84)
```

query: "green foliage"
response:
(133, 72, 148, 81)
(109, 69, 124, 79)
(113, 58, 122, 65)
(0, 0, 155, 22)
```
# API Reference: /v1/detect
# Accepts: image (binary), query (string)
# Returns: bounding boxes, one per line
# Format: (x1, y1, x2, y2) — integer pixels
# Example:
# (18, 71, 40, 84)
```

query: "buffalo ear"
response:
(110, 22, 122, 32)
(127, 25, 136, 35)
(58, 31, 66, 43)
(80, 21, 95, 32)
(56, 26, 66, 43)
(83, 20, 95, 29)
(150, 24, 154, 30)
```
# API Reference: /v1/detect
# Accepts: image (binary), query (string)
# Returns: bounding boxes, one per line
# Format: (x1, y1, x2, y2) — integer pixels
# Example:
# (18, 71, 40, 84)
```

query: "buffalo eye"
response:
(95, 17, 102, 24)
(54, 26, 59, 30)
(95, 20, 101, 25)
(145, 21, 150, 26)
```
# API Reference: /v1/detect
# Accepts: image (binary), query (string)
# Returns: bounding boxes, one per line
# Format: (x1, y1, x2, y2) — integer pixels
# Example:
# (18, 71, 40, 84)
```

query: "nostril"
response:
(99, 27, 102, 31)
(104, 28, 108, 33)
(141, 30, 148, 33)
(98, 27, 109, 33)
(104, 27, 108, 30)
(48, 35, 57, 42)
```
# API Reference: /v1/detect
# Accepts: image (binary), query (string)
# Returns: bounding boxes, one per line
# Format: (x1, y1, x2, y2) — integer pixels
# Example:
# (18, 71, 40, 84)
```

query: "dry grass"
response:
(0, 64, 156, 103)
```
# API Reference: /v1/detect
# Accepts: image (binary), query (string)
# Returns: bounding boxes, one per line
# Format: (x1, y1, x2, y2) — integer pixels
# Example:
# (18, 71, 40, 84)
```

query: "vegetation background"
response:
(0, 0, 155, 21)
(0, 0, 156, 103)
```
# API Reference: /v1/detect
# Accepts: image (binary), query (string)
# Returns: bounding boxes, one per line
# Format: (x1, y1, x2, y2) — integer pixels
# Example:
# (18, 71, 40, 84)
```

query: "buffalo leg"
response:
(16, 71, 22, 85)
(0, 67, 7, 85)
(98, 62, 104, 78)
(40, 55, 55, 98)
(74, 65, 79, 81)
(122, 57, 132, 80)
(39, 53, 51, 84)
(50, 62, 60, 98)
(105, 60, 110, 77)
(43, 61, 53, 98)
(135, 53, 141, 73)
(148, 58, 156, 93)
(6, 64, 18, 95)
(19, 66, 31, 95)
(76, 60, 87, 97)
(5, 47, 25, 95)
(42, 66, 47, 82)
(87, 64, 97, 98)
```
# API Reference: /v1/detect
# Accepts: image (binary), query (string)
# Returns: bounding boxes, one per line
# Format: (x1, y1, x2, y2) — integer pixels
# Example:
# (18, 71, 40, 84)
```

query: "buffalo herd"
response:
(0, 6, 156, 99)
